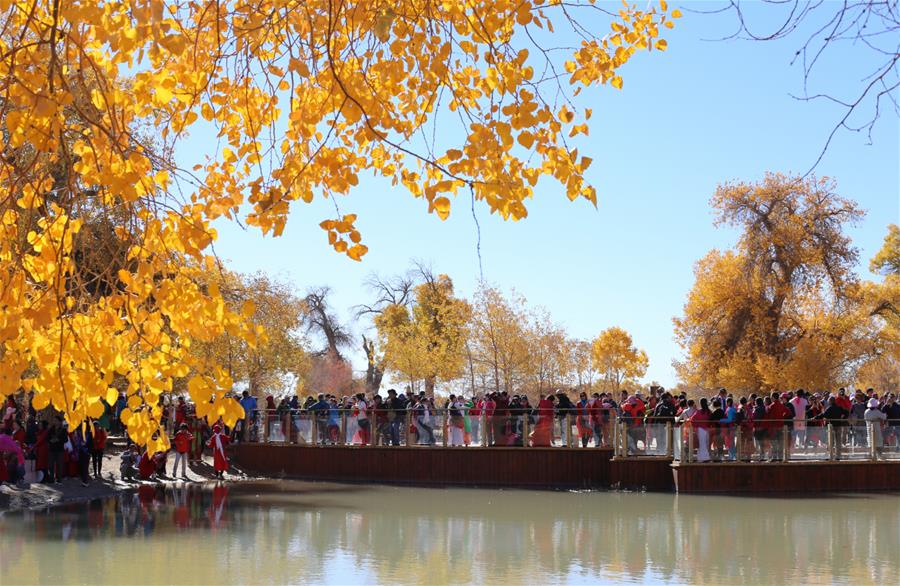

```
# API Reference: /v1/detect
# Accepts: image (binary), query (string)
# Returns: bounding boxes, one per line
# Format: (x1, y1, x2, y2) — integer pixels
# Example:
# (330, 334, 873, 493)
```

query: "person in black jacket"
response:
(47, 416, 68, 483)
(651, 393, 677, 454)
(815, 397, 848, 460)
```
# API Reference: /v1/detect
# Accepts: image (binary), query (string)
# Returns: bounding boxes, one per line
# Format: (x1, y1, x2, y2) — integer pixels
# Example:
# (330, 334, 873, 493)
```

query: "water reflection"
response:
(1, 481, 898, 585)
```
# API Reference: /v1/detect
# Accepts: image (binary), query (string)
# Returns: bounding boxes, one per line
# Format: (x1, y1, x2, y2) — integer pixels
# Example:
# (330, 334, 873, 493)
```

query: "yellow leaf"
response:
(517, 131, 535, 149)
(433, 196, 451, 220)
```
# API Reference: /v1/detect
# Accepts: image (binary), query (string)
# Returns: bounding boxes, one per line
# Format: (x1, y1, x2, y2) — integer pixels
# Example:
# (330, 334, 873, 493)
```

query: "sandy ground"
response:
(0, 438, 248, 512)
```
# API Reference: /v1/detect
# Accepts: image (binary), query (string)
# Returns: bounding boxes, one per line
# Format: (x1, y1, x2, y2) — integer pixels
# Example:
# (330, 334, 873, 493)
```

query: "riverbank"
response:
(0, 442, 249, 513)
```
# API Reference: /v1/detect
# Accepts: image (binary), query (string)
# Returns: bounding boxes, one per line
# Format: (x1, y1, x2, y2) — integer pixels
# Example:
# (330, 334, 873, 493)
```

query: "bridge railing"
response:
(238, 407, 619, 448)
(664, 419, 900, 464)
(228, 408, 900, 462)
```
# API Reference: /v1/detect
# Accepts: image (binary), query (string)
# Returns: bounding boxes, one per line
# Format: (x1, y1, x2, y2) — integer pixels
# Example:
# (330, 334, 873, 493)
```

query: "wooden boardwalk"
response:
(232, 444, 899, 494)
(233, 444, 674, 491)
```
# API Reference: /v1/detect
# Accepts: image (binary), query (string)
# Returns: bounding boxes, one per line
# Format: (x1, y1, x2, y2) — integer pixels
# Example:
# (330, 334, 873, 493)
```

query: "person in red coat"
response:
(34, 421, 50, 482)
(529, 395, 555, 447)
(172, 423, 193, 479)
(138, 450, 157, 480)
(206, 424, 229, 478)
(766, 392, 792, 461)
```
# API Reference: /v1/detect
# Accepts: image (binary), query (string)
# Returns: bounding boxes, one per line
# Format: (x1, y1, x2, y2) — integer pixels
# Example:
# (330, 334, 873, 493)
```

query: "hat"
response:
(780, 393, 790, 400)
(213, 424, 222, 433)
(867, 398, 879, 409)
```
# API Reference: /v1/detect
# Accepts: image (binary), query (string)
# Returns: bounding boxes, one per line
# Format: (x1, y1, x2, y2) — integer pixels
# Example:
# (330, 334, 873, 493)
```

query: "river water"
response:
(0, 481, 897, 585)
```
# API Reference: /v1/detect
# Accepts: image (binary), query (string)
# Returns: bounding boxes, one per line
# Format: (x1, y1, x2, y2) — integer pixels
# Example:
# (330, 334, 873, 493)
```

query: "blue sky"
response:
(180, 2, 899, 387)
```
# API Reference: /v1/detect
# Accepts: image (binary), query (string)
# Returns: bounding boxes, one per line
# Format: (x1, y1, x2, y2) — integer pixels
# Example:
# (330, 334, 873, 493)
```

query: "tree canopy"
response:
(0, 0, 678, 447)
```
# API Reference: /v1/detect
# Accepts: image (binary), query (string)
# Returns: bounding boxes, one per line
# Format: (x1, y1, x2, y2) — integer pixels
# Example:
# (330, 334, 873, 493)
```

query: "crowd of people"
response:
(0, 395, 233, 487)
(3, 384, 899, 486)
(239, 386, 900, 463)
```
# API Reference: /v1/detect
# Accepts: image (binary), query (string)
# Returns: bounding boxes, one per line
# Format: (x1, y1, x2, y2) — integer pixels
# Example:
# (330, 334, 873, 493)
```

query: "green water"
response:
(0, 481, 897, 584)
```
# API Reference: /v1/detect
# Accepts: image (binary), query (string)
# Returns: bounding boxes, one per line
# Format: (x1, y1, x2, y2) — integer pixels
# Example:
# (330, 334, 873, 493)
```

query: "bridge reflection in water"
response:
(1, 481, 898, 585)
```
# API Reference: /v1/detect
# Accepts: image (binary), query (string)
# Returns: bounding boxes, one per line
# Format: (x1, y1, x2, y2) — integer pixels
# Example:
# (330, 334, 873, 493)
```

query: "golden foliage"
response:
(674, 173, 876, 392)
(0, 1, 676, 445)
(591, 326, 648, 391)
(376, 274, 470, 392)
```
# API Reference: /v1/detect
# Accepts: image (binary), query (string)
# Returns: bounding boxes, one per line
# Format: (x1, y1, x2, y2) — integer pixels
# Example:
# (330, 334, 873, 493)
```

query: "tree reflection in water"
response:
(1, 481, 897, 585)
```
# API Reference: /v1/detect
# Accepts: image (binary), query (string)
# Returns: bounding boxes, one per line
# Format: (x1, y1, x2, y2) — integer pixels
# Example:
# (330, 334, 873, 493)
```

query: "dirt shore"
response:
(0, 441, 248, 512)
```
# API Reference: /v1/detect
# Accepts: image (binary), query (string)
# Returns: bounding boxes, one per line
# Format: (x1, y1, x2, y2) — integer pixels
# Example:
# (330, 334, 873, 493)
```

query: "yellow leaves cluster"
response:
(591, 327, 649, 390)
(0, 0, 676, 446)
(320, 215, 368, 261)
(674, 174, 878, 392)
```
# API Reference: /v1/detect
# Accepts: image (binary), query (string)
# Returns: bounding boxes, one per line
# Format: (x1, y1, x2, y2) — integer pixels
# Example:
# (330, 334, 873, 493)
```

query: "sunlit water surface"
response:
(1, 480, 898, 585)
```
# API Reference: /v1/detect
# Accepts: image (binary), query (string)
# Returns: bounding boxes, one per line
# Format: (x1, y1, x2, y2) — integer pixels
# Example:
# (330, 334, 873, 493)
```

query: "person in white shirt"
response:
(790, 390, 809, 450)
(354, 393, 370, 445)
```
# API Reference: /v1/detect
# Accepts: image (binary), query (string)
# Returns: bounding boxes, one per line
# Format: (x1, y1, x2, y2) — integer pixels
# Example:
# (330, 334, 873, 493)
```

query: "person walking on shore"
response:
(47, 417, 67, 483)
(91, 424, 108, 479)
(207, 424, 230, 479)
(172, 423, 193, 478)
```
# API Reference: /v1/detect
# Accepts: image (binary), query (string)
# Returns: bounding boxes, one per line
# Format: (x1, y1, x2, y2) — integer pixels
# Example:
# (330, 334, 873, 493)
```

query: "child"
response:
(120, 445, 137, 481)
(172, 423, 193, 479)
(206, 424, 229, 479)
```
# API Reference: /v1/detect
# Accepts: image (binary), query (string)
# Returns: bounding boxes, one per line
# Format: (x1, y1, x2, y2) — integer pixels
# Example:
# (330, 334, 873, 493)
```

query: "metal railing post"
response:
(782, 425, 790, 461)
(311, 416, 318, 446)
(687, 426, 694, 464)
(522, 414, 530, 448)
(825, 423, 832, 460)
(340, 411, 347, 446)
(735, 426, 742, 462)
(442, 411, 448, 447)
(481, 412, 488, 448)
(666, 422, 673, 458)
(868, 422, 877, 461)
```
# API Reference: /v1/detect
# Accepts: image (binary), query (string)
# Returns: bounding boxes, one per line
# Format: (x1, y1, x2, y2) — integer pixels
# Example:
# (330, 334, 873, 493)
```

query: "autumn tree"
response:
(674, 173, 876, 391)
(196, 272, 308, 398)
(0, 0, 678, 447)
(467, 286, 531, 395)
(524, 309, 571, 395)
(570, 339, 596, 392)
(355, 271, 417, 394)
(376, 271, 470, 395)
(301, 287, 355, 395)
(591, 326, 648, 392)
(856, 224, 900, 389)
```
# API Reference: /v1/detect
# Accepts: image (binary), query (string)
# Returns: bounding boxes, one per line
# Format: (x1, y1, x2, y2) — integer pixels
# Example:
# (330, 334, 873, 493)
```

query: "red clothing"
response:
(175, 404, 188, 426)
(174, 430, 193, 453)
(138, 453, 156, 479)
(766, 401, 791, 429)
(689, 409, 711, 430)
(207, 432, 229, 472)
(530, 398, 554, 447)
(482, 400, 496, 417)
(93, 428, 108, 450)
(835, 396, 852, 413)
(35, 429, 49, 470)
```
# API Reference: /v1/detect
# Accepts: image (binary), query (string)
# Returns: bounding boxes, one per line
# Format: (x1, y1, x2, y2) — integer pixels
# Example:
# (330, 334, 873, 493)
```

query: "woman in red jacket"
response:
(34, 421, 50, 482)
(207, 424, 229, 479)
(689, 398, 712, 462)
(91, 424, 108, 479)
